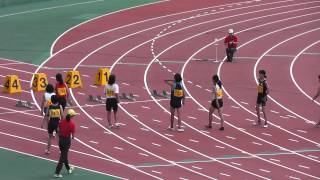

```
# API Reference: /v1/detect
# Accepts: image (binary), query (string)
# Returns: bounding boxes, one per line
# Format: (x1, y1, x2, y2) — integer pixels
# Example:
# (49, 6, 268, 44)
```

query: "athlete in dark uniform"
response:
(45, 95, 63, 154)
(165, 73, 185, 132)
(255, 70, 269, 128)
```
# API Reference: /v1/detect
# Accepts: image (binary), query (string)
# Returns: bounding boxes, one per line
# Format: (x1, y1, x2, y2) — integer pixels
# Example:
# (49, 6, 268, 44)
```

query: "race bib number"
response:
(216, 89, 223, 98)
(106, 89, 115, 97)
(49, 109, 61, 118)
(57, 88, 67, 96)
(173, 89, 183, 97)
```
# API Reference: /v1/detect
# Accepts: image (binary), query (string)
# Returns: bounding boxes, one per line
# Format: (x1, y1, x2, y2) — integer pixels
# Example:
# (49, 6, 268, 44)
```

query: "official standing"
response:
(54, 109, 77, 178)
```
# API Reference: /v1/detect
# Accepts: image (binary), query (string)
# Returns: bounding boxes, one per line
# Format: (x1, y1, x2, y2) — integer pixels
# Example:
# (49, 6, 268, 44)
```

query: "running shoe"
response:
(176, 128, 185, 132)
(263, 124, 268, 128)
(54, 174, 63, 178)
(68, 166, 74, 174)
(114, 123, 121, 128)
(168, 126, 175, 131)
(45, 149, 50, 155)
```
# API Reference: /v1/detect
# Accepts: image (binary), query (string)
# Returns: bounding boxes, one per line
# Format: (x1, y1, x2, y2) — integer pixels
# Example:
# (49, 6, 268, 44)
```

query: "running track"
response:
(0, 0, 319, 179)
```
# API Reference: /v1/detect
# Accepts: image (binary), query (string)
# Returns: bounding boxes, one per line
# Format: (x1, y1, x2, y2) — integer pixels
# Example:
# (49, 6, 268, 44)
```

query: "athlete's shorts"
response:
(211, 99, 223, 109)
(106, 98, 118, 112)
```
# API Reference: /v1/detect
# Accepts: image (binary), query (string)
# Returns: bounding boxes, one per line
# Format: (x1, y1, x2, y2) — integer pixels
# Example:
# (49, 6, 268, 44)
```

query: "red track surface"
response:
(0, 0, 319, 179)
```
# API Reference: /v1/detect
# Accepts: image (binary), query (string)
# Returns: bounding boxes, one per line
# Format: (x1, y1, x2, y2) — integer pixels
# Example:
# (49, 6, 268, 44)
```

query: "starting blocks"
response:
(66, 71, 82, 88)
(88, 95, 104, 103)
(16, 100, 33, 109)
(3, 75, 22, 94)
(120, 93, 135, 101)
(152, 90, 170, 98)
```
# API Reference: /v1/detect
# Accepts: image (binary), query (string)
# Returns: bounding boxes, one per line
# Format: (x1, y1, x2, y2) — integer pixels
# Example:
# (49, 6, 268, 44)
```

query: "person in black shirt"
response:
(255, 70, 269, 128)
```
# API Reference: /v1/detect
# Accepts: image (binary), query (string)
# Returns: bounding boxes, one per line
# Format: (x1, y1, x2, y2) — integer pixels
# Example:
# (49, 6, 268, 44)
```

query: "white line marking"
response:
(220, 173, 231, 177)
(152, 143, 162, 147)
(89, 141, 99, 144)
(179, 178, 189, 180)
(164, 134, 174, 137)
(142, 106, 151, 109)
(252, 142, 263, 146)
(152, 119, 162, 123)
(127, 137, 136, 141)
(94, 117, 103, 121)
(288, 139, 299, 142)
(152, 170, 162, 174)
(269, 158, 280, 162)
(222, 113, 231, 117)
(196, 85, 202, 88)
(90, 85, 98, 88)
(298, 165, 310, 169)
(82, 74, 90, 77)
(80, 126, 89, 129)
(280, 116, 289, 119)
(270, 110, 280, 114)
(205, 89, 212, 92)
(187, 116, 197, 120)
(121, 83, 130, 86)
(198, 108, 207, 111)
(117, 123, 126, 126)
(261, 133, 272, 137)
(297, 130, 307, 133)
(189, 139, 199, 143)
(259, 169, 271, 173)
(177, 149, 188, 153)
(187, 80, 193, 84)
(77, 92, 86, 95)
(140, 128, 150, 131)
(308, 155, 318, 159)
(192, 166, 202, 170)
(286, 115, 297, 119)
(215, 145, 225, 149)
(201, 130, 210, 134)
(231, 162, 242, 166)
(240, 101, 249, 105)
(289, 176, 301, 180)
(245, 118, 255, 122)
(231, 105, 240, 109)
(226, 136, 236, 140)
(114, 147, 124, 151)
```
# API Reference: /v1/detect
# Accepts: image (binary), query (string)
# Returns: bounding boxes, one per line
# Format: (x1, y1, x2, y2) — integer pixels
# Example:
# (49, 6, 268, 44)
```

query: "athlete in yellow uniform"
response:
(207, 75, 224, 130)
(104, 74, 119, 129)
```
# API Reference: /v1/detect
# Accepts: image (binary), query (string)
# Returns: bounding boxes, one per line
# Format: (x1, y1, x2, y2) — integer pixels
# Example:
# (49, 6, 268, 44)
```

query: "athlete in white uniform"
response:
(40, 84, 56, 129)
(104, 74, 120, 129)
(207, 75, 224, 130)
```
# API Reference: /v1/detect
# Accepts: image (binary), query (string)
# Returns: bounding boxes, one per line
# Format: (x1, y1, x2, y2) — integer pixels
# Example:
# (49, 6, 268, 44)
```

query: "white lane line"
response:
(114, 147, 124, 151)
(140, 128, 150, 131)
(297, 130, 307, 133)
(89, 141, 99, 144)
(308, 155, 318, 159)
(280, 116, 289, 119)
(189, 139, 199, 143)
(270, 110, 280, 114)
(80, 126, 89, 129)
(77, 92, 86, 95)
(177, 149, 188, 153)
(187, 80, 193, 84)
(117, 123, 126, 126)
(240, 101, 249, 105)
(94, 117, 103, 121)
(226, 136, 236, 140)
(164, 134, 174, 137)
(215, 145, 225, 149)
(152, 119, 162, 123)
(252, 142, 263, 146)
(167, 69, 172, 73)
(196, 85, 202, 88)
(139, 153, 149, 157)
(298, 165, 310, 169)
(127, 137, 136, 141)
(152, 170, 162, 174)
(162, 65, 167, 69)
(142, 106, 151, 109)
(192, 166, 202, 170)
(259, 169, 271, 173)
(121, 83, 130, 86)
(231, 162, 242, 166)
(132, 115, 138, 118)
(198, 108, 207, 112)
(220, 173, 231, 177)
(104, 131, 112, 134)
(152, 143, 162, 147)
(205, 89, 212, 92)
(201, 130, 210, 134)
(286, 115, 297, 119)
(90, 85, 98, 88)
(187, 116, 197, 120)
(289, 176, 301, 180)
(288, 139, 299, 143)
(222, 113, 231, 117)
(179, 177, 189, 180)
(245, 118, 255, 122)
(231, 105, 240, 109)
(261, 133, 272, 137)
(269, 158, 280, 162)
(82, 74, 90, 77)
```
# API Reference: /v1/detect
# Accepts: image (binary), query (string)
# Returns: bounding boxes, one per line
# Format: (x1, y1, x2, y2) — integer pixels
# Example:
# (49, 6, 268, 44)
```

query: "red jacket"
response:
(224, 35, 238, 48)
